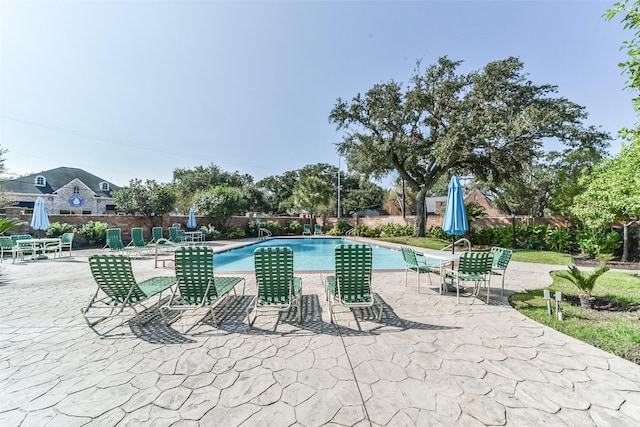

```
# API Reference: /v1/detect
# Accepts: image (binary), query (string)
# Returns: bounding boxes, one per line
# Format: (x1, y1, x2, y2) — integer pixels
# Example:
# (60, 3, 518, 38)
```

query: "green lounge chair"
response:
(82, 255, 176, 326)
(105, 228, 146, 256)
(314, 224, 323, 235)
(302, 224, 311, 235)
(325, 243, 382, 323)
(445, 252, 494, 304)
(128, 227, 153, 254)
(248, 247, 302, 326)
(161, 247, 245, 326)
(489, 247, 513, 295)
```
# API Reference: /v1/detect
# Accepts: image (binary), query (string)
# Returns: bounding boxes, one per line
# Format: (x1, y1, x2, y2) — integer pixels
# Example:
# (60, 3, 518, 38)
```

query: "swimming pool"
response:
(213, 238, 405, 272)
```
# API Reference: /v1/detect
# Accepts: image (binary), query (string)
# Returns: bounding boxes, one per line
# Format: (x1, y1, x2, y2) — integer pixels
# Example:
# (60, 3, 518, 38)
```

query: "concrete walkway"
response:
(1, 242, 639, 426)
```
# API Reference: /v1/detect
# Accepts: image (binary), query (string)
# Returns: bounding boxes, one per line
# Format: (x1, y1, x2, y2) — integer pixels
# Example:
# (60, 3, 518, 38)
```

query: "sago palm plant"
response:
(557, 264, 610, 297)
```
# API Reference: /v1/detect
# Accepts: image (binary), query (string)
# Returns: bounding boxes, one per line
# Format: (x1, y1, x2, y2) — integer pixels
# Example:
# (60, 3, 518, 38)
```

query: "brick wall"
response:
(0, 209, 591, 247)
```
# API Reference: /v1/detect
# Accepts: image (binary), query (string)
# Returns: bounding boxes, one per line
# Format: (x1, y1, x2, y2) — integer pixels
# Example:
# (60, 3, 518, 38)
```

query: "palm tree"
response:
(292, 176, 332, 223)
(0, 217, 24, 235)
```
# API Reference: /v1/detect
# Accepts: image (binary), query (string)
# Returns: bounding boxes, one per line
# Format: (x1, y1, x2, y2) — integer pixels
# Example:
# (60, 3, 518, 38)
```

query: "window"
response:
(73, 186, 80, 195)
(100, 181, 110, 191)
(35, 175, 46, 187)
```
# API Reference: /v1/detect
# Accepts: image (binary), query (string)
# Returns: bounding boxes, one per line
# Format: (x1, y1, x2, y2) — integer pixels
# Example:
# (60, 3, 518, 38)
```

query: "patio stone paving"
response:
(0, 243, 639, 426)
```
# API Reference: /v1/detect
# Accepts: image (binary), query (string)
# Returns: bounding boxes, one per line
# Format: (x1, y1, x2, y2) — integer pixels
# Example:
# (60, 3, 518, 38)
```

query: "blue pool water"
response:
(213, 238, 405, 272)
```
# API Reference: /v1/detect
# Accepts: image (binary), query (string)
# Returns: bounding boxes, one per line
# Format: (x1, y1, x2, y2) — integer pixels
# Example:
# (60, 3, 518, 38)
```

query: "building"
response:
(1, 167, 121, 214)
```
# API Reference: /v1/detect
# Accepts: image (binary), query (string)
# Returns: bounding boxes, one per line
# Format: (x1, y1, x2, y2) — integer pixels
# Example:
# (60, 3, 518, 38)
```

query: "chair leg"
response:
(501, 273, 506, 295)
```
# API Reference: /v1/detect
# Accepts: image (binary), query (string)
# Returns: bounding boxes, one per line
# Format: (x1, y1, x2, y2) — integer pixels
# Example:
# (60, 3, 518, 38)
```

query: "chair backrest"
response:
(174, 246, 217, 303)
(254, 247, 294, 303)
(152, 227, 164, 242)
(11, 234, 32, 245)
(303, 224, 311, 233)
(401, 246, 419, 267)
(61, 232, 74, 244)
(314, 224, 322, 233)
(489, 247, 512, 269)
(131, 228, 146, 247)
(333, 244, 373, 299)
(106, 228, 125, 251)
(0, 236, 14, 249)
(457, 252, 494, 274)
(89, 255, 146, 303)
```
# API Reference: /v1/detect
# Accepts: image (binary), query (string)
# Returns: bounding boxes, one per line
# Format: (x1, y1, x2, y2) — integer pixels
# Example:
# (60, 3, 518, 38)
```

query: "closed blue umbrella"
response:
(442, 176, 468, 254)
(30, 197, 50, 236)
(187, 208, 197, 229)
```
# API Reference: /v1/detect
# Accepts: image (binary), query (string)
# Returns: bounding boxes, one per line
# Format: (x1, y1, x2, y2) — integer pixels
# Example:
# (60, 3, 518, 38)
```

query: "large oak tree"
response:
(329, 56, 609, 236)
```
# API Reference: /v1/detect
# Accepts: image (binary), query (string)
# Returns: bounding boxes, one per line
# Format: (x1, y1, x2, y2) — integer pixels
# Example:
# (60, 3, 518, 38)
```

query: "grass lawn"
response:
(376, 237, 573, 265)
(510, 269, 640, 365)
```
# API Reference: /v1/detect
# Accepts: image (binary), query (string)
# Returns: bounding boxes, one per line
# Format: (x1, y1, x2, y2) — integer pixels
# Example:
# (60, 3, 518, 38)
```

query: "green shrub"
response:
(381, 223, 413, 237)
(353, 224, 381, 237)
(288, 220, 302, 234)
(517, 224, 548, 250)
(425, 226, 449, 240)
(79, 221, 108, 246)
(249, 220, 282, 236)
(546, 227, 573, 252)
(576, 227, 622, 258)
(199, 224, 222, 239)
(46, 222, 76, 238)
(223, 225, 246, 239)
(326, 221, 353, 236)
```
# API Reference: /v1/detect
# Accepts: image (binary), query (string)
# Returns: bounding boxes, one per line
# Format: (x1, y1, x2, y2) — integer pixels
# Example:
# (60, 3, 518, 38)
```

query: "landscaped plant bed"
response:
(573, 254, 640, 271)
(564, 294, 640, 314)
(510, 270, 640, 365)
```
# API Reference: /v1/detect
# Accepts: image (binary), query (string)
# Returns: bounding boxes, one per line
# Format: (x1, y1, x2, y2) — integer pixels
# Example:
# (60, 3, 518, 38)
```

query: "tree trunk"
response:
(413, 187, 427, 237)
(622, 222, 629, 263)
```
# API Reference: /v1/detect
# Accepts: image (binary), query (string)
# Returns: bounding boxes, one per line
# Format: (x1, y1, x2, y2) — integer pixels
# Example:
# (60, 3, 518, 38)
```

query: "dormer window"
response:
(35, 175, 46, 187)
(73, 185, 80, 195)
(100, 181, 110, 191)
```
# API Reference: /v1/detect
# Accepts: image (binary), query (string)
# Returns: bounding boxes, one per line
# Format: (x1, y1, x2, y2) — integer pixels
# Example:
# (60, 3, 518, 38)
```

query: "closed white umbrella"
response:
(30, 197, 50, 237)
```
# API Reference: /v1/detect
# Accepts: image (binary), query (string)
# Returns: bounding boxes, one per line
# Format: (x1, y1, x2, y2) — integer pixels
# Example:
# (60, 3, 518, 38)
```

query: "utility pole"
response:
(337, 156, 341, 218)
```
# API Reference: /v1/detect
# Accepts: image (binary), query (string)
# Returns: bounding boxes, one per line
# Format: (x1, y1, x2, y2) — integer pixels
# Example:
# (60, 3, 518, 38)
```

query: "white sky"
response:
(0, 0, 635, 187)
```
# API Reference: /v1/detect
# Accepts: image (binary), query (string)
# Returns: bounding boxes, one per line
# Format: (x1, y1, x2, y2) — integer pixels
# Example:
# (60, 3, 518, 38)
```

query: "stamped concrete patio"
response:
(1, 240, 639, 426)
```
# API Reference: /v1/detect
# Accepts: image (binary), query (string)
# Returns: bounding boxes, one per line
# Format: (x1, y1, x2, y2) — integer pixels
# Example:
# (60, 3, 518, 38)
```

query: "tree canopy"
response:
(193, 185, 247, 230)
(572, 139, 640, 261)
(329, 56, 610, 236)
(112, 179, 176, 219)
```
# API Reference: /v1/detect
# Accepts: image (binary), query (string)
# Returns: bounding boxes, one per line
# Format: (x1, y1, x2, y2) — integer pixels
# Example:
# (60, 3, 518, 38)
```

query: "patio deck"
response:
(1, 242, 639, 426)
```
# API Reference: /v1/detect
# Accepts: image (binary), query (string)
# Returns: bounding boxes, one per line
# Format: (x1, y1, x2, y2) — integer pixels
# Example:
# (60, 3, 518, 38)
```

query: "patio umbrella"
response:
(187, 208, 197, 229)
(442, 176, 468, 254)
(30, 197, 50, 238)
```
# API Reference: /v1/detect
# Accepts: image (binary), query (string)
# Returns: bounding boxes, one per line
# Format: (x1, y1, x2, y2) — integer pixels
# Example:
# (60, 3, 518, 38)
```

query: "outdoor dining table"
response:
(422, 251, 461, 294)
(15, 238, 62, 262)
(183, 231, 203, 244)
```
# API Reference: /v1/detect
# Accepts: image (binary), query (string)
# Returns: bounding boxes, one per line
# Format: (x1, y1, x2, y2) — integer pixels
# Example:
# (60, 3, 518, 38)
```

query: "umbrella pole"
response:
(452, 236, 455, 254)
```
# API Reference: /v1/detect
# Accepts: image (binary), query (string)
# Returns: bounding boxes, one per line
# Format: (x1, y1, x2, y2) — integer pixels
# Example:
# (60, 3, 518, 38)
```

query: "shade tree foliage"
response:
(329, 56, 610, 236)
(193, 185, 247, 231)
(112, 179, 176, 221)
(172, 164, 254, 213)
(256, 163, 385, 215)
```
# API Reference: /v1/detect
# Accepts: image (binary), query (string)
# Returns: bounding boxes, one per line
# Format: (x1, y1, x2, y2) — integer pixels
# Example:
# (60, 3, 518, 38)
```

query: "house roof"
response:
(1, 167, 121, 197)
